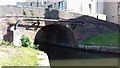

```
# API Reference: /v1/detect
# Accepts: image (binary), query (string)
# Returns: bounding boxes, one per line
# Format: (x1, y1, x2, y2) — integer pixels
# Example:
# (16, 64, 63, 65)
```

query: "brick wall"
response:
(0, 5, 119, 44)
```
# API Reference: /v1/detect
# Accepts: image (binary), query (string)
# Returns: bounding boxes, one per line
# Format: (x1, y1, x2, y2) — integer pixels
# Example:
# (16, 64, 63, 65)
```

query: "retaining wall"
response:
(78, 45, 120, 54)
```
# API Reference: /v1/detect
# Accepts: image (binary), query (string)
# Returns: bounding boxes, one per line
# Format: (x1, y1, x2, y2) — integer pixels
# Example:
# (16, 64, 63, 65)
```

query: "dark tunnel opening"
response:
(34, 24, 80, 59)
(34, 24, 77, 47)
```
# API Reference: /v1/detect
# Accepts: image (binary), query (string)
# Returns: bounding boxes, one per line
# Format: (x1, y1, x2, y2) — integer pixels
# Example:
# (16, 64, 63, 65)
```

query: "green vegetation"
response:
(23, 10, 27, 16)
(20, 35, 38, 49)
(20, 35, 31, 47)
(80, 32, 119, 46)
(23, 10, 30, 17)
(0, 41, 39, 67)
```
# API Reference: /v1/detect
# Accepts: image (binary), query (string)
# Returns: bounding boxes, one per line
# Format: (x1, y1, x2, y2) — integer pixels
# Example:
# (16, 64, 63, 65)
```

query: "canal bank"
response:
(78, 45, 120, 54)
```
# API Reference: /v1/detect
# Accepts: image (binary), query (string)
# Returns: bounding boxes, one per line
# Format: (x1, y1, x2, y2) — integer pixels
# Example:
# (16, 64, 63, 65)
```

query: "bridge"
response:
(12, 13, 119, 59)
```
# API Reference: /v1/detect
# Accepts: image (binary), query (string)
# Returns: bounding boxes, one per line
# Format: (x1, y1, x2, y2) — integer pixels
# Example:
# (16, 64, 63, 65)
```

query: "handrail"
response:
(14, 20, 22, 30)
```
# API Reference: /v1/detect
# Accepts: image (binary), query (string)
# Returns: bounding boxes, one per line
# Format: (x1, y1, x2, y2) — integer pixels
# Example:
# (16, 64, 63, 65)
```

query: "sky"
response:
(0, 0, 26, 5)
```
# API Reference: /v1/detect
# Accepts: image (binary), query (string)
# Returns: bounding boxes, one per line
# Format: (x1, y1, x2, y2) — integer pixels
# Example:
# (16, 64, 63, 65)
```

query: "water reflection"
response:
(50, 58, 119, 66)
(38, 43, 119, 60)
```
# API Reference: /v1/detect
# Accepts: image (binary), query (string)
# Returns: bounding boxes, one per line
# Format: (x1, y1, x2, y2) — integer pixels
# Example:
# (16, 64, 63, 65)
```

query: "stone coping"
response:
(78, 45, 120, 54)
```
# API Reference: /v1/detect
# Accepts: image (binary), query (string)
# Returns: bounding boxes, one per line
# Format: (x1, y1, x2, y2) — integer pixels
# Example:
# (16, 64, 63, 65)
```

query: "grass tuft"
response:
(80, 32, 119, 46)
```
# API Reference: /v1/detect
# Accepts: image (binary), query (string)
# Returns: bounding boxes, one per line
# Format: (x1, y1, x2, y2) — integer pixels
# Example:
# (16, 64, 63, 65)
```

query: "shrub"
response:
(20, 35, 38, 49)
(23, 10, 27, 16)
(20, 35, 31, 47)
(29, 44, 39, 49)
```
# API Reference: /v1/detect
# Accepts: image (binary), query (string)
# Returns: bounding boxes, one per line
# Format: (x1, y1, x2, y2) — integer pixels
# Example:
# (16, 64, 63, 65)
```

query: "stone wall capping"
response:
(78, 45, 120, 54)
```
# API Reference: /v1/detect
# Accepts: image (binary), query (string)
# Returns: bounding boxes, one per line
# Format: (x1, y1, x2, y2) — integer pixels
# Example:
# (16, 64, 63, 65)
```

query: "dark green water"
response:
(50, 58, 119, 66)
(38, 43, 119, 66)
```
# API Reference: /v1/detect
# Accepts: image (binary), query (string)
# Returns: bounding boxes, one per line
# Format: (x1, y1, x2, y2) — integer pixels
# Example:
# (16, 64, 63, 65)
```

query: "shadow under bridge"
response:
(34, 24, 77, 47)
(34, 24, 80, 59)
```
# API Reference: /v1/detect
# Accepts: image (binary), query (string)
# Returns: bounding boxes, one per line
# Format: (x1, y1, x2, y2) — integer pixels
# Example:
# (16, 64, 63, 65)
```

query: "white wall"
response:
(97, 0, 104, 14)
(91, 0, 97, 13)
(81, 0, 91, 13)
(104, 2, 118, 24)
(66, 0, 104, 14)
(66, 0, 81, 13)
(65, 0, 106, 20)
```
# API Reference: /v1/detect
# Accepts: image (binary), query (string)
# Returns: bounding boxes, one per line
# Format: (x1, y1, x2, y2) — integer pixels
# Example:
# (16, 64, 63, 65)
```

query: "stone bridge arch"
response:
(33, 24, 80, 59)
(34, 24, 78, 48)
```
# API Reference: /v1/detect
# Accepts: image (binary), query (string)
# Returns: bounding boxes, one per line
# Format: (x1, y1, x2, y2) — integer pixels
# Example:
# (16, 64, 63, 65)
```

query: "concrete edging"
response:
(78, 45, 120, 54)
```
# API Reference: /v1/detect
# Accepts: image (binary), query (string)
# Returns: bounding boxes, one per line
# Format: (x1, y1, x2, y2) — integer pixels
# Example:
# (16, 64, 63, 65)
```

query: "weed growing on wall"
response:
(20, 35, 38, 49)
(20, 35, 31, 47)
(23, 10, 27, 16)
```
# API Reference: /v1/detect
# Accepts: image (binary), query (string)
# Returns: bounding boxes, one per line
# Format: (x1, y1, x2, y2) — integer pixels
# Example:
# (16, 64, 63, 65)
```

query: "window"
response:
(30, 3, 32, 6)
(89, 4, 92, 12)
(58, 1, 64, 10)
(44, 2, 46, 4)
(30, 2, 34, 6)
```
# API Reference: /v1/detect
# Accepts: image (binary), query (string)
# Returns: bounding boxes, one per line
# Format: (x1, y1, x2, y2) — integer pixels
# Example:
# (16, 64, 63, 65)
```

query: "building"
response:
(16, 0, 65, 10)
(63, 0, 106, 20)
(16, 0, 120, 24)
(65, 0, 104, 14)
(16, 0, 43, 7)
(61, 0, 120, 24)
(43, 0, 105, 20)
(118, 1, 120, 24)
(104, 0, 120, 24)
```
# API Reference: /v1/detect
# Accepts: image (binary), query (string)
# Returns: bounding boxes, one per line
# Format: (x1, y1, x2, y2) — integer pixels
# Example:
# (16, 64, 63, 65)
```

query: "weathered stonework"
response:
(0, 17, 12, 42)
(0, 5, 119, 46)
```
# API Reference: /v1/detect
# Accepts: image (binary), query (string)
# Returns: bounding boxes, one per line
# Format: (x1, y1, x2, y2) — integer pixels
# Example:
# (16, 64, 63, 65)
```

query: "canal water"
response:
(49, 49, 119, 66)
(50, 58, 119, 66)
(38, 43, 119, 66)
